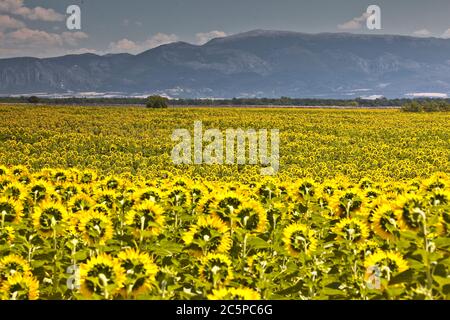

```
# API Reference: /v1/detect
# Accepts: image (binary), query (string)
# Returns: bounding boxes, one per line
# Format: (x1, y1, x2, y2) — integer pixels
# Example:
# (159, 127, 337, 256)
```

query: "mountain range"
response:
(1, 30, 450, 98)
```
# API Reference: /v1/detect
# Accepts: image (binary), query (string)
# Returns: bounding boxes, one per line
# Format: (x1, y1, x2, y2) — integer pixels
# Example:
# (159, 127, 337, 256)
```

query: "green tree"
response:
(146, 95, 169, 108)
(27, 96, 40, 104)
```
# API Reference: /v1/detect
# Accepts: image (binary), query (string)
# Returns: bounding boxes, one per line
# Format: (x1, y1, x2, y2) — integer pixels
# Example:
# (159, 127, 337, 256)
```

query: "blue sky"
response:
(1, 0, 450, 58)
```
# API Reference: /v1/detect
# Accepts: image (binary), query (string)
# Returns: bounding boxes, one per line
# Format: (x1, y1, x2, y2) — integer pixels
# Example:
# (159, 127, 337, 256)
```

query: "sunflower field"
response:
(0, 105, 450, 300)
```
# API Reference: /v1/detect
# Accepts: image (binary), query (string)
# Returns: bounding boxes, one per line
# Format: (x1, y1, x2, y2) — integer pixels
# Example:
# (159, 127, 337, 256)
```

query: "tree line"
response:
(1, 95, 450, 109)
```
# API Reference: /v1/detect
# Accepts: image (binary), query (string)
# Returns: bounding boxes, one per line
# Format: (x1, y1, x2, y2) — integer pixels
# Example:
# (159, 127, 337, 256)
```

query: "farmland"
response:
(0, 105, 449, 300)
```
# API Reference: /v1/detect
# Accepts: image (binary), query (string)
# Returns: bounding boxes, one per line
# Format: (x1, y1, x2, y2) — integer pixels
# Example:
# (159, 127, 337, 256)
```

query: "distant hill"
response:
(1, 30, 450, 98)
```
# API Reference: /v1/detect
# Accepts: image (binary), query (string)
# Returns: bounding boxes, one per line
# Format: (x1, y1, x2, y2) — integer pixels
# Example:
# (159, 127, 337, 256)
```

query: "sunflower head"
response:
(32, 200, 69, 238)
(0, 165, 9, 176)
(103, 176, 124, 191)
(329, 188, 364, 217)
(364, 250, 408, 282)
(79, 254, 125, 299)
(78, 210, 114, 246)
(207, 287, 261, 300)
(125, 200, 165, 237)
(212, 192, 244, 222)
(396, 196, 425, 231)
(359, 177, 373, 190)
(282, 223, 317, 256)
(78, 170, 97, 184)
(428, 190, 450, 207)
(94, 189, 117, 210)
(199, 254, 233, 286)
(332, 217, 370, 243)
(28, 180, 53, 202)
(371, 203, 400, 241)
(1, 273, 39, 300)
(183, 215, 231, 255)
(0, 254, 31, 283)
(235, 201, 267, 233)
(0, 197, 24, 224)
(60, 182, 80, 201)
(293, 179, 316, 199)
(68, 194, 94, 214)
(2, 181, 27, 201)
(165, 186, 192, 208)
(134, 187, 162, 203)
(196, 193, 218, 215)
(117, 249, 158, 298)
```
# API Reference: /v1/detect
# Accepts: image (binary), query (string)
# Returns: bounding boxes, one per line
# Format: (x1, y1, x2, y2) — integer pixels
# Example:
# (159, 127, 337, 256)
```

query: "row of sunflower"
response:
(0, 165, 449, 299)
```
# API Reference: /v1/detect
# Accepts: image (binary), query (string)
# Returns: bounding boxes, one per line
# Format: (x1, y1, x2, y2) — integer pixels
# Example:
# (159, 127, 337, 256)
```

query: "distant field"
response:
(0, 105, 449, 181)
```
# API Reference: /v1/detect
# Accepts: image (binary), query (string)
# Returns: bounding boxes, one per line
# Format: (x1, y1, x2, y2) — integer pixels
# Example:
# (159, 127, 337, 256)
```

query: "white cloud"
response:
(61, 31, 89, 46)
(0, 27, 88, 58)
(108, 33, 179, 54)
(442, 28, 450, 39)
(196, 30, 227, 44)
(0, 14, 24, 30)
(413, 29, 432, 37)
(0, 0, 64, 22)
(338, 13, 370, 30)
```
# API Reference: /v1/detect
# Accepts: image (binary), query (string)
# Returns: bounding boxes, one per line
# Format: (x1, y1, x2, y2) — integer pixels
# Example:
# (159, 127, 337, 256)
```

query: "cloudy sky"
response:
(1, 0, 450, 58)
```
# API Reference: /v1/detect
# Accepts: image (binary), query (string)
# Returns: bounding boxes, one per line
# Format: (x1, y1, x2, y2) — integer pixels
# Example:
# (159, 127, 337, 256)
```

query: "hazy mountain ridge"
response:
(1, 30, 450, 98)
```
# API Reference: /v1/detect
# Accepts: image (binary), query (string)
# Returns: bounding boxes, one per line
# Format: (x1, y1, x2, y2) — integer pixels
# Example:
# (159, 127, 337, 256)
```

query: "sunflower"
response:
(103, 176, 124, 190)
(79, 253, 126, 299)
(196, 192, 218, 215)
(28, 180, 53, 202)
(328, 188, 364, 217)
(93, 189, 117, 210)
(207, 287, 261, 300)
(0, 226, 15, 245)
(2, 181, 27, 202)
(68, 194, 95, 214)
(359, 177, 373, 190)
(134, 187, 163, 203)
(422, 175, 447, 192)
(78, 170, 97, 184)
(125, 200, 165, 236)
(0, 196, 24, 224)
(396, 195, 425, 231)
(182, 215, 231, 255)
(90, 203, 111, 215)
(78, 210, 114, 246)
(282, 223, 317, 256)
(0, 254, 31, 282)
(257, 182, 279, 202)
(0, 273, 39, 300)
(117, 249, 158, 298)
(165, 186, 192, 207)
(211, 192, 244, 223)
(292, 179, 316, 200)
(11, 165, 29, 177)
(332, 217, 370, 243)
(364, 250, 409, 281)
(199, 253, 233, 286)
(428, 190, 450, 207)
(32, 200, 69, 238)
(50, 169, 68, 183)
(191, 183, 209, 204)
(234, 200, 267, 233)
(371, 203, 400, 241)
(60, 182, 81, 201)
(0, 165, 9, 176)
